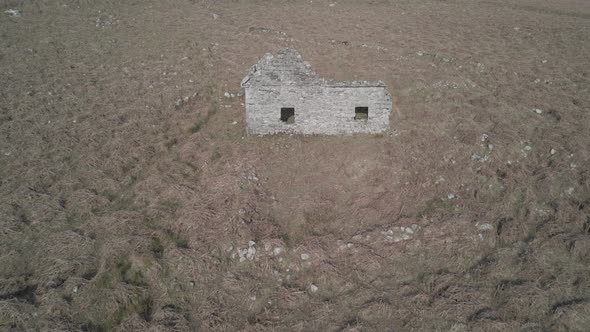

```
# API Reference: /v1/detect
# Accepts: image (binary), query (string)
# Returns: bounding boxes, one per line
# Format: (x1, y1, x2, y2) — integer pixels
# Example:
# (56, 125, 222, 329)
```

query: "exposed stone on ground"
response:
(4, 9, 21, 17)
(382, 225, 418, 243)
(310, 284, 318, 293)
(477, 223, 494, 231)
(300, 253, 310, 260)
(472, 153, 489, 162)
(236, 241, 257, 262)
(95, 14, 116, 28)
(401, 224, 418, 234)
(351, 235, 363, 241)
(450, 323, 468, 332)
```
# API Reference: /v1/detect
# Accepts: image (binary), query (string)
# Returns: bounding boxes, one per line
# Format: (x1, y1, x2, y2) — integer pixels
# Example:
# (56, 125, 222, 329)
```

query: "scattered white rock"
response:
(224, 92, 231, 98)
(451, 322, 468, 332)
(533, 108, 543, 114)
(447, 193, 456, 200)
(513, 27, 520, 31)
(565, 187, 574, 195)
(404, 227, 414, 234)
(230, 93, 235, 98)
(246, 170, 259, 182)
(238, 248, 248, 262)
(435, 176, 445, 185)
(310, 284, 319, 293)
(477, 223, 494, 231)
(300, 253, 310, 261)
(95, 14, 116, 28)
(73, 286, 78, 293)
(550, 148, 556, 155)
(248, 240, 256, 247)
(542, 60, 547, 64)
(212, 13, 219, 20)
(249, 296, 256, 301)
(352, 234, 363, 241)
(273, 247, 284, 256)
(524, 145, 532, 151)
(246, 246, 256, 260)
(346, 243, 353, 248)
(329, 3, 335, 7)
(5, 9, 21, 17)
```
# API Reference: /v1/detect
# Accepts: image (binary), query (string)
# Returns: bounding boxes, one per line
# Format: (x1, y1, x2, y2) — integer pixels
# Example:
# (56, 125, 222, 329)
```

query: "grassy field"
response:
(1, 0, 589, 331)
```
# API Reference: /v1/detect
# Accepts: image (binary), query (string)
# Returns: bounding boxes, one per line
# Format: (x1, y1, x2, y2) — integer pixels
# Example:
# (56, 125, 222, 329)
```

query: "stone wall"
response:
(244, 85, 392, 135)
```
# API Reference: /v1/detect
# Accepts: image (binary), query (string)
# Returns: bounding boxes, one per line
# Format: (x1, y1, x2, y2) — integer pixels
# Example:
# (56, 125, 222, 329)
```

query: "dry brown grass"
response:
(0, 0, 589, 331)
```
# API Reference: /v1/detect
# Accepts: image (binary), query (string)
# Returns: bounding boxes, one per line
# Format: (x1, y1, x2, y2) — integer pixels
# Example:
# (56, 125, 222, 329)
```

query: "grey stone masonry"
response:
(241, 48, 392, 135)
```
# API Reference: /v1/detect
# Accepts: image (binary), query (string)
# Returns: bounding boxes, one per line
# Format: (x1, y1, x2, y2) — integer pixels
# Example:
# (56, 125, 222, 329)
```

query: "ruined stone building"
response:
(241, 48, 392, 135)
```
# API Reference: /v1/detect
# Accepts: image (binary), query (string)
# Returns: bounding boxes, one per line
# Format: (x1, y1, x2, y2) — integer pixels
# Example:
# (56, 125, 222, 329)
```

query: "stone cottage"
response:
(241, 48, 392, 135)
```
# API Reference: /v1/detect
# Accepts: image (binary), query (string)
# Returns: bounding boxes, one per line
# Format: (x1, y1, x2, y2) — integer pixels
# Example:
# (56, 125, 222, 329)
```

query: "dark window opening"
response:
(355, 107, 369, 120)
(281, 107, 295, 124)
